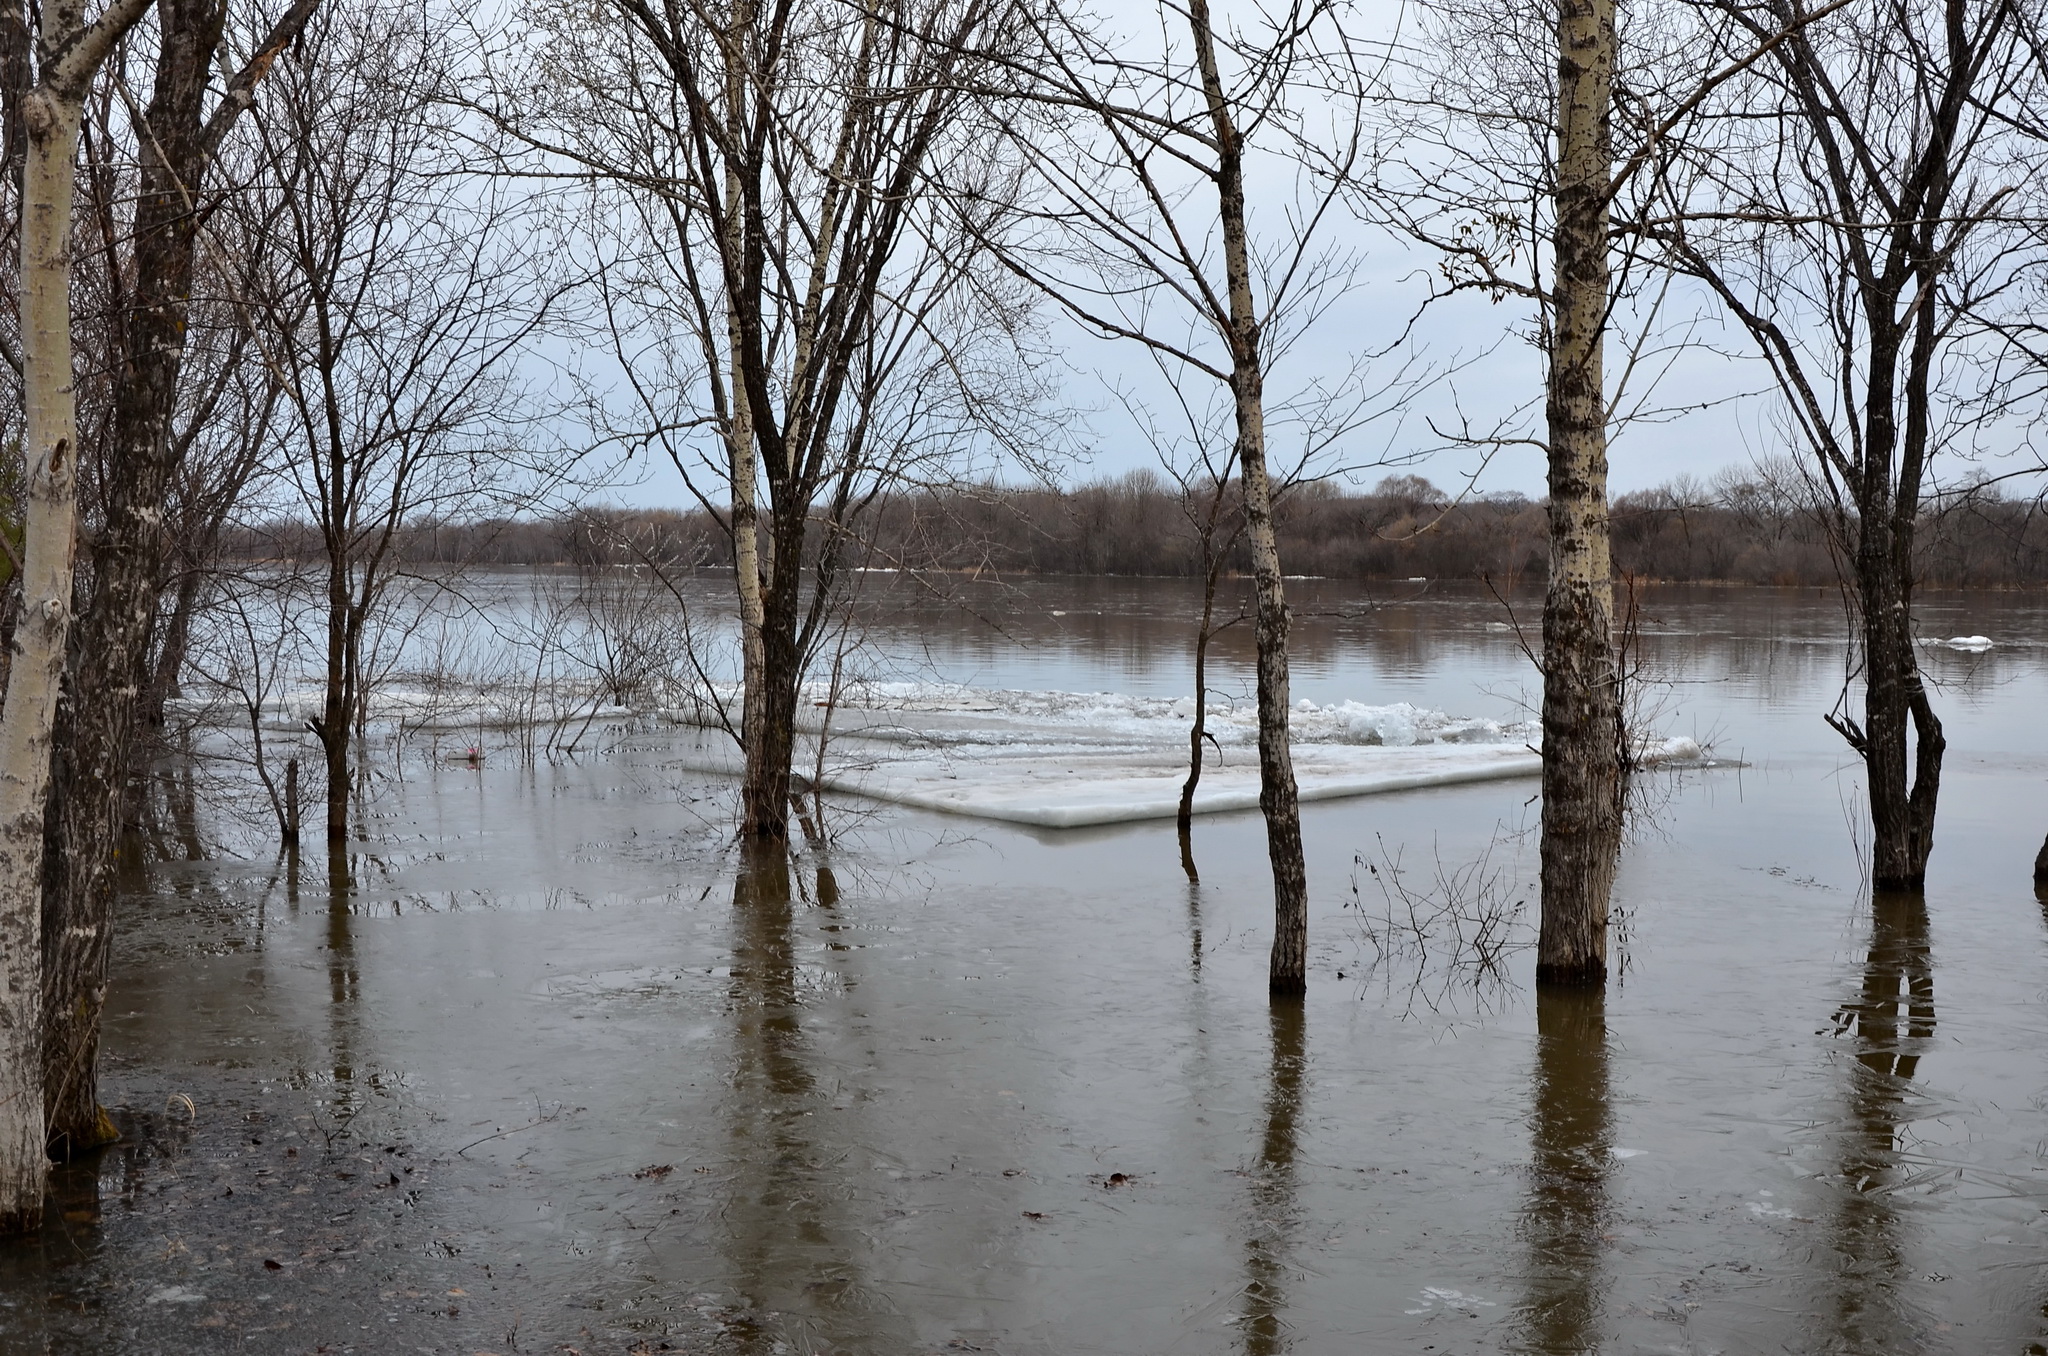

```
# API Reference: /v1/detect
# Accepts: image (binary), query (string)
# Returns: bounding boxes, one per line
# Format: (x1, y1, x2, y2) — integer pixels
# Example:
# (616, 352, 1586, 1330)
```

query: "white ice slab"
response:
(817, 740, 1543, 827)
(692, 683, 1550, 828)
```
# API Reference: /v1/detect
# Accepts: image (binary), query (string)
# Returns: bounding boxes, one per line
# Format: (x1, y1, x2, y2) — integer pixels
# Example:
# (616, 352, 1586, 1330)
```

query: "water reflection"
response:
(1817, 890, 1935, 1351)
(1515, 986, 1612, 1354)
(292, 844, 364, 1123)
(1238, 1000, 1306, 1354)
(720, 847, 883, 1351)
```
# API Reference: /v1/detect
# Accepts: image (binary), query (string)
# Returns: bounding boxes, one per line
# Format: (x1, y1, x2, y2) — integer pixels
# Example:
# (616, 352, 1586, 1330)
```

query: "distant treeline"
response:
(226, 471, 2048, 586)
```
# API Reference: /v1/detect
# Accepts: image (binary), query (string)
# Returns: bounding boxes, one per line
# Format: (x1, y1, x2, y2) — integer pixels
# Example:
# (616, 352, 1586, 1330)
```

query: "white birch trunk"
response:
(721, 0, 768, 778)
(0, 85, 84, 1232)
(1536, 0, 1621, 985)
(0, 0, 155, 1231)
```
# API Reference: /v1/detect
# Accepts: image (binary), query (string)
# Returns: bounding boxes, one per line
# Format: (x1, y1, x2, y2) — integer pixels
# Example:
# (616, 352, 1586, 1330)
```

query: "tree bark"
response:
(720, 0, 770, 834)
(2033, 829, 2048, 888)
(42, 0, 228, 1160)
(1177, 555, 1223, 874)
(1851, 320, 1942, 891)
(742, 558, 802, 841)
(0, 0, 154, 1232)
(1536, 0, 1621, 988)
(1188, 0, 1309, 997)
(317, 582, 353, 843)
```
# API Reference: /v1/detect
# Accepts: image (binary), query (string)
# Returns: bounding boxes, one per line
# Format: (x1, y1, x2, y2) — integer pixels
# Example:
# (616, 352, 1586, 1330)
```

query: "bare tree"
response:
(1362, 0, 1841, 981)
(1646, 0, 2046, 889)
(237, 0, 561, 844)
(0, 0, 152, 1233)
(36, 0, 319, 1161)
(1532, 0, 1623, 985)
(487, 0, 1044, 843)
(975, 0, 1397, 995)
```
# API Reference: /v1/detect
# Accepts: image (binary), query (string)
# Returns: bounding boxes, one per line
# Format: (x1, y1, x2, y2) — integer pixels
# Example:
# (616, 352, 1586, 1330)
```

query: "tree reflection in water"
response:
(1238, 998, 1306, 1355)
(1818, 889, 1935, 1352)
(306, 843, 364, 1118)
(720, 845, 879, 1352)
(1514, 985, 1612, 1354)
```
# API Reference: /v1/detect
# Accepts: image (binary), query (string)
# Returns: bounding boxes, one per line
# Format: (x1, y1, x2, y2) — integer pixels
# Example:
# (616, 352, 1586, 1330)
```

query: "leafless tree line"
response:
(282, 469, 2048, 586)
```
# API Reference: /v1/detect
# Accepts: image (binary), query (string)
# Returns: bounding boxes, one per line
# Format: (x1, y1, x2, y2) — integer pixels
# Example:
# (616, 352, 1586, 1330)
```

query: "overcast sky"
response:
(585, 0, 2041, 511)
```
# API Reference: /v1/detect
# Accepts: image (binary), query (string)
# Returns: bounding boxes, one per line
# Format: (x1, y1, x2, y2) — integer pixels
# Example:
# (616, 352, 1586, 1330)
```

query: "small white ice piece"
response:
(145, 1286, 207, 1304)
(1608, 1146, 1645, 1159)
(1640, 735, 1703, 763)
(1748, 1191, 1794, 1219)
(1404, 1286, 1497, 1316)
(1942, 635, 1994, 651)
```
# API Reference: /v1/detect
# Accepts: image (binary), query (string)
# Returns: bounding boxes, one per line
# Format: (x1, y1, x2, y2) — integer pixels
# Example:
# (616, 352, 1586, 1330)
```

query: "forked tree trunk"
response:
(42, 0, 314, 1159)
(1189, 0, 1308, 997)
(1855, 512, 1943, 891)
(1536, 0, 1621, 988)
(0, 0, 153, 1232)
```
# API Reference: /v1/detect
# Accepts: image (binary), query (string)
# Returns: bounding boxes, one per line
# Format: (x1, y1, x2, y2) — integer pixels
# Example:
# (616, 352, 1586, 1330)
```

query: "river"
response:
(4, 576, 2045, 1354)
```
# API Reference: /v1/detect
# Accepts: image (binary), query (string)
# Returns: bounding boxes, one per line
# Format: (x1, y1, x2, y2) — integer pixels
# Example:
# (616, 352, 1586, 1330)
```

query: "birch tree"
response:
(1363, 0, 1835, 981)
(488, 0, 1042, 843)
(1535, 0, 1622, 984)
(38, 0, 319, 1161)
(976, 0, 1390, 995)
(0, 0, 153, 1231)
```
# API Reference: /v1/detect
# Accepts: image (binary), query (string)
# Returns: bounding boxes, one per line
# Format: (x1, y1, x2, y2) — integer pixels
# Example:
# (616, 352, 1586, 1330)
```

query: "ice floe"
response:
(177, 675, 1711, 830)
(660, 683, 1708, 829)
(739, 683, 1546, 827)
(1940, 635, 1994, 652)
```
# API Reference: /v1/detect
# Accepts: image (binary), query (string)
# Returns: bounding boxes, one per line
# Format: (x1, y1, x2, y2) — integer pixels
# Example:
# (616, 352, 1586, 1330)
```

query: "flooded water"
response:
(5, 578, 2048, 1354)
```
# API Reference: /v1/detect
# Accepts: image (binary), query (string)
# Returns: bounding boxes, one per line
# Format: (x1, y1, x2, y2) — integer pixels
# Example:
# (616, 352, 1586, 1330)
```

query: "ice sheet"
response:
(706, 683, 1559, 827)
(184, 678, 1696, 830)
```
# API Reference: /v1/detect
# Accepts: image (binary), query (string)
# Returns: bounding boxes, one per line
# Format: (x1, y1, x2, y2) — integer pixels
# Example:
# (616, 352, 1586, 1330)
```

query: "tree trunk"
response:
(0, 84, 88, 1232)
(146, 561, 205, 729)
(315, 575, 353, 843)
(721, 0, 769, 821)
(1854, 506, 1942, 891)
(1536, 0, 1620, 988)
(41, 0, 225, 1159)
(1177, 557, 1223, 879)
(0, 0, 156, 1223)
(1188, 0, 1309, 997)
(740, 560, 801, 841)
(2033, 829, 2047, 888)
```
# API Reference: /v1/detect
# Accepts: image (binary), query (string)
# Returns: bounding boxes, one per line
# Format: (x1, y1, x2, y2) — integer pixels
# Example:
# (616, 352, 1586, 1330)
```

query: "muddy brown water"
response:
(3, 580, 2047, 1354)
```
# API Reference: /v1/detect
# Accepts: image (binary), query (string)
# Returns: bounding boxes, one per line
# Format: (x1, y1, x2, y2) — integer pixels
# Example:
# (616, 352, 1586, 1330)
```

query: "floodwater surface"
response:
(3, 579, 2047, 1354)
